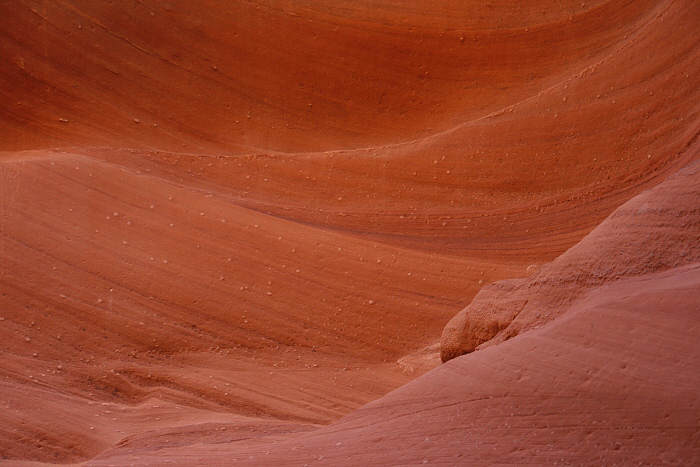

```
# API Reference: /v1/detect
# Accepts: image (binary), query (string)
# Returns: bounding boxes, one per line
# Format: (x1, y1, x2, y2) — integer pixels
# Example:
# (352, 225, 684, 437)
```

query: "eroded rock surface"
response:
(442, 158, 700, 361)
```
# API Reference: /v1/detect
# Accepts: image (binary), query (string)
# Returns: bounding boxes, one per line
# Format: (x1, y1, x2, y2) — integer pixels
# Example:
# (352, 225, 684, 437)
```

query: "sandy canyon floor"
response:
(1, 0, 699, 465)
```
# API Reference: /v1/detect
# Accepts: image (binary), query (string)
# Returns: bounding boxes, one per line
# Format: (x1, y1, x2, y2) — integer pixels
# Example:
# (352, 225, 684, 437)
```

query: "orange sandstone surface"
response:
(0, 0, 698, 465)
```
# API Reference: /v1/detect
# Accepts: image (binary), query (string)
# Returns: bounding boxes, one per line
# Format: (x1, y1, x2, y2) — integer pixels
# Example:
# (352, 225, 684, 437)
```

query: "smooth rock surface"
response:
(0, 0, 698, 465)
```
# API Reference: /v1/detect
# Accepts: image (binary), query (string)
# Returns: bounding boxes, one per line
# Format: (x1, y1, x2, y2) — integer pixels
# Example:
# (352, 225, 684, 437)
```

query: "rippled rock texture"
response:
(1, 0, 698, 464)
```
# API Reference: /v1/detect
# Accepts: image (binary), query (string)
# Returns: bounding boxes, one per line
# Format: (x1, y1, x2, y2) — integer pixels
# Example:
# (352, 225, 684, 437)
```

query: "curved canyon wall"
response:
(0, 0, 698, 464)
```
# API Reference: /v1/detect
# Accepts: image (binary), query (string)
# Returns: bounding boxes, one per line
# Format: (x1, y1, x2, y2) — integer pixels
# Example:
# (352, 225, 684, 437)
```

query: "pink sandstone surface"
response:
(0, 0, 698, 465)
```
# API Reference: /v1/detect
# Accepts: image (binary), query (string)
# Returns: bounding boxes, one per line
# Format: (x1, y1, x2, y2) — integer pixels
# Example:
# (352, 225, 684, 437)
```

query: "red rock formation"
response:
(441, 158, 700, 360)
(0, 0, 698, 464)
(87, 160, 700, 466)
